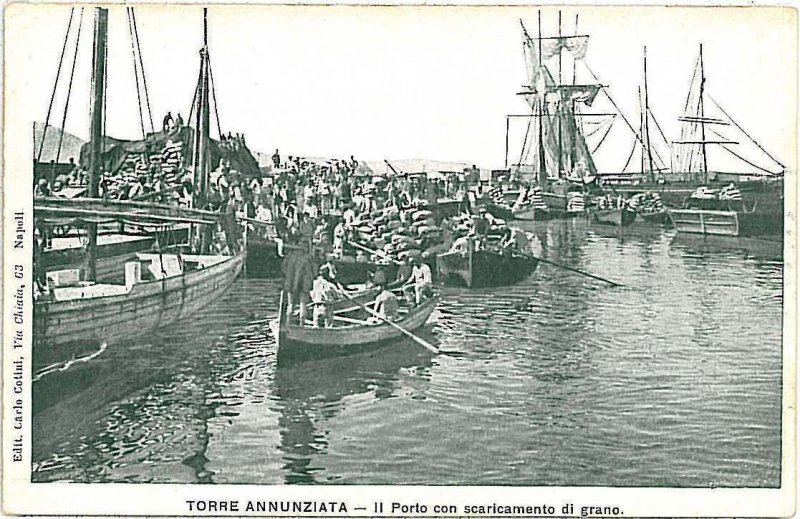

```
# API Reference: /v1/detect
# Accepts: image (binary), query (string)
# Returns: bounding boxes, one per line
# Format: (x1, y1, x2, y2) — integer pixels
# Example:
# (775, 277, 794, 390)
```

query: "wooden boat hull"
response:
(244, 234, 283, 277)
(667, 208, 740, 236)
(512, 206, 553, 221)
(637, 210, 670, 227)
(590, 207, 638, 227)
(274, 295, 438, 363)
(33, 250, 245, 369)
(479, 202, 515, 222)
(437, 248, 539, 288)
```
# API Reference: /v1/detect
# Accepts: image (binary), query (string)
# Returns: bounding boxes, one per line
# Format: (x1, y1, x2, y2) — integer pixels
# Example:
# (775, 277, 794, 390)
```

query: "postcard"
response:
(2, 3, 796, 517)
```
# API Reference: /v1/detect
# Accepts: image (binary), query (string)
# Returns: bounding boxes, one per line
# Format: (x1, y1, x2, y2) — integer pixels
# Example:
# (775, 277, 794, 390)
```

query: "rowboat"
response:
(272, 291, 439, 363)
(436, 243, 539, 288)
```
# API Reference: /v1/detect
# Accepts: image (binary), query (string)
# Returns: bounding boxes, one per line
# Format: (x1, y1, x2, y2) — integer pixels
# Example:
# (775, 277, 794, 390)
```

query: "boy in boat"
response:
(311, 264, 341, 327)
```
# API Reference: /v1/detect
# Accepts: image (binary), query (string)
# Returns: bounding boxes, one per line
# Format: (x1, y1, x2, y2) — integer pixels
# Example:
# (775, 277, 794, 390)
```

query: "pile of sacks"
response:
(630, 192, 664, 213)
(345, 205, 445, 264)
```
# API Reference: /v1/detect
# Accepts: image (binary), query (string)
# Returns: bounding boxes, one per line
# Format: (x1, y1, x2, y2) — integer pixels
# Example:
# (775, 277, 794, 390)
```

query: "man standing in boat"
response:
(310, 264, 340, 327)
(283, 243, 315, 326)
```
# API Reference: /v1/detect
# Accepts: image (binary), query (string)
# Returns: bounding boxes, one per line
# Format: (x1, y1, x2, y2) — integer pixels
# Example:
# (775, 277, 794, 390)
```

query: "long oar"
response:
(519, 252, 623, 287)
(339, 290, 439, 354)
(347, 240, 403, 265)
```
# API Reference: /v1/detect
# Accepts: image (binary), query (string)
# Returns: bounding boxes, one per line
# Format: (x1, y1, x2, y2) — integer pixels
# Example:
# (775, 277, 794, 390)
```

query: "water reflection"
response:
(274, 342, 434, 484)
(32, 221, 783, 487)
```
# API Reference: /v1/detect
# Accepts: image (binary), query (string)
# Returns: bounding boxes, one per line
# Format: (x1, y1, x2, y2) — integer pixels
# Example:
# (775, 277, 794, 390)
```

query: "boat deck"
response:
(48, 233, 154, 252)
(51, 283, 130, 302)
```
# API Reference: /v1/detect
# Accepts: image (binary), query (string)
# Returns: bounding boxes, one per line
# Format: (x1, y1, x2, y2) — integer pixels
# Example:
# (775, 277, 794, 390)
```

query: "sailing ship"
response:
(33, 7, 245, 371)
(666, 44, 785, 237)
(505, 12, 610, 219)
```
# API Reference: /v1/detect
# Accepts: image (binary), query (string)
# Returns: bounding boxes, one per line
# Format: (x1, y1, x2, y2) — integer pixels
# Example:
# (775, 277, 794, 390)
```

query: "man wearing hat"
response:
(310, 263, 340, 327)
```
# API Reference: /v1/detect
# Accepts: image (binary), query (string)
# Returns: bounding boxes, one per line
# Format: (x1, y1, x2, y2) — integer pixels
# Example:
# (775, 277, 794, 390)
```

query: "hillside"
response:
(33, 122, 86, 163)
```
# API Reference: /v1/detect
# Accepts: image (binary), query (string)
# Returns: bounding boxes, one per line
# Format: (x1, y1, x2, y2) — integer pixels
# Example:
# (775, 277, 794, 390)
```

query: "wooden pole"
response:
(698, 43, 708, 183)
(643, 46, 655, 182)
(85, 7, 108, 282)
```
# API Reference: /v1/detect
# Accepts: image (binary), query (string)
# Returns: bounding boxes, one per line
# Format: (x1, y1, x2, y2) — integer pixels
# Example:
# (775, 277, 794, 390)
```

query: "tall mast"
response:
(537, 10, 547, 188)
(643, 45, 655, 181)
(85, 7, 108, 282)
(557, 10, 563, 178)
(638, 86, 645, 174)
(698, 43, 708, 183)
(192, 8, 211, 209)
(572, 14, 578, 84)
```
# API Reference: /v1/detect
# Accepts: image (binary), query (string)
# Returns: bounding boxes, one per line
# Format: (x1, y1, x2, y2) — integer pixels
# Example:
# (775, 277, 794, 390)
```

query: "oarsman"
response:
(373, 281, 399, 322)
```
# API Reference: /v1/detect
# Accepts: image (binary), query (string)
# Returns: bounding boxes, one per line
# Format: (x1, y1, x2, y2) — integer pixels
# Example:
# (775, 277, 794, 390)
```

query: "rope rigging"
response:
(38, 8, 75, 162)
(130, 8, 155, 135)
(207, 52, 224, 140)
(55, 8, 85, 165)
(127, 7, 148, 142)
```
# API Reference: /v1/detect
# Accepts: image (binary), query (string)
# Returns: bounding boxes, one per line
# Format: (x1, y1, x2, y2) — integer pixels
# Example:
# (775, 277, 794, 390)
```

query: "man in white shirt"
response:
(409, 257, 433, 305)
(310, 265, 340, 327)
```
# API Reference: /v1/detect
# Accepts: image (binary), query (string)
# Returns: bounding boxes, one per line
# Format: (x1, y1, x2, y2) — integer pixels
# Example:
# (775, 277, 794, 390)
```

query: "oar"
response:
(347, 240, 403, 265)
(339, 290, 440, 354)
(518, 252, 623, 287)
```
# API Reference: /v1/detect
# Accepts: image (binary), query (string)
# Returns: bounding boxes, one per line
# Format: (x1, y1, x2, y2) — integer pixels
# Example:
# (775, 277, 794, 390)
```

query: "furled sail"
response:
(540, 35, 589, 60)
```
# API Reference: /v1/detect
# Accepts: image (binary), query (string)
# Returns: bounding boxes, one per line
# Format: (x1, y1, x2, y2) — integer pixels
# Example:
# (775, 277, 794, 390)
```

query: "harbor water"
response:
(32, 220, 784, 487)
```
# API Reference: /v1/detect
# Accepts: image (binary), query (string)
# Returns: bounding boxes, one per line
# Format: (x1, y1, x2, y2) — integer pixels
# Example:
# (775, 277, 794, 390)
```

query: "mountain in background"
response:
(364, 158, 483, 176)
(251, 148, 488, 177)
(32, 122, 86, 163)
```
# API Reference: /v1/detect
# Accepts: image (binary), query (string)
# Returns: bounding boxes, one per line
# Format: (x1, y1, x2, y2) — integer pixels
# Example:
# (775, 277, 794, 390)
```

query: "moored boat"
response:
(436, 244, 539, 288)
(667, 195, 760, 237)
(34, 249, 245, 368)
(33, 8, 247, 371)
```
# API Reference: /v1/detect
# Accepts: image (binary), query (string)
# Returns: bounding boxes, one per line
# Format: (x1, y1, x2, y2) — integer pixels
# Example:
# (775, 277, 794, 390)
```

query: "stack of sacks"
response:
(342, 205, 446, 264)
(567, 192, 585, 213)
(162, 140, 183, 174)
(632, 192, 664, 213)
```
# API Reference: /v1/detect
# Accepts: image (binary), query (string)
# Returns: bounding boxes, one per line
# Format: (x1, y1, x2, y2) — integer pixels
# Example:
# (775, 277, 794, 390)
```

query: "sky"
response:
(5, 4, 797, 172)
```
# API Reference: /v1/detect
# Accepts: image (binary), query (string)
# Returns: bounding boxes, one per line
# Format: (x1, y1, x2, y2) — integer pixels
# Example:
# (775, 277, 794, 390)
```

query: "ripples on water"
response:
(32, 221, 783, 487)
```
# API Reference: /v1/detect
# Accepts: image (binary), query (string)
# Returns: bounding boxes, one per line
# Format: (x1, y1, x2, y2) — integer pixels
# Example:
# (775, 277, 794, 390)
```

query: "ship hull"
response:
(33, 250, 245, 369)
